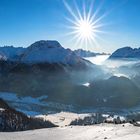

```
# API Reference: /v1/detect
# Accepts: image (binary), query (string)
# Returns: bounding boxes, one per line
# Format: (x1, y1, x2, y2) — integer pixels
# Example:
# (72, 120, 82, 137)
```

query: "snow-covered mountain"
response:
(0, 40, 94, 69)
(0, 46, 25, 61)
(0, 40, 107, 115)
(0, 40, 97, 75)
(20, 40, 88, 65)
(74, 49, 110, 58)
(74, 49, 96, 57)
(109, 47, 140, 59)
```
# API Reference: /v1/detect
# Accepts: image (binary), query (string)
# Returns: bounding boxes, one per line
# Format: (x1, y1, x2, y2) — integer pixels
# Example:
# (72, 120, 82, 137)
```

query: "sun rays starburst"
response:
(63, 0, 108, 51)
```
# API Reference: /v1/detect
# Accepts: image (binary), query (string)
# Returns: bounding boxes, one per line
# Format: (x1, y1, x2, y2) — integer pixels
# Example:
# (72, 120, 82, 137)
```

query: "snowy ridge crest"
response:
(20, 40, 85, 65)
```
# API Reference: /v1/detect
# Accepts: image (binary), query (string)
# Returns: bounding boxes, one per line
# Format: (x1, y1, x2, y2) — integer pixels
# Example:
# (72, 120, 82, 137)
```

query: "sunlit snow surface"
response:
(36, 112, 90, 127)
(0, 124, 140, 140)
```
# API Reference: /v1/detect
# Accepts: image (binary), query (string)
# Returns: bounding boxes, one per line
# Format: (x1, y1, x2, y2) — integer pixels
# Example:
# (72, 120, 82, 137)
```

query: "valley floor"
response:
(0, 123, 140, 140)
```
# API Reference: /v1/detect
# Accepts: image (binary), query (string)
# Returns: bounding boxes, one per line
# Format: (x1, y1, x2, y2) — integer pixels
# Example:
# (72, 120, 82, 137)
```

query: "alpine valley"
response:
(0, 41, 140, 117)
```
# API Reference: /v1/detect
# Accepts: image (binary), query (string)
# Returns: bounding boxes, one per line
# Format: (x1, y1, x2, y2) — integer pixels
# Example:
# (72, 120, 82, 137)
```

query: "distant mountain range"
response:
(0, 41, 86, 64)
(0, 46, 25, 61)
(0, 40, 96, 72)
(0, 42, 109, 63)
(109, 46, 140, 59)
(74, 49, 109, 57)
(21, 40, 88, 65)
(74, 49, 96, 57)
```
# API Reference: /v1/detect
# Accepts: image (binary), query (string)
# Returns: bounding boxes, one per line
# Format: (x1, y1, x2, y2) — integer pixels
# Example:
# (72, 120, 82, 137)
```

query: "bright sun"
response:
(78, 20, 93, 39)
(63, 0, 107, 50)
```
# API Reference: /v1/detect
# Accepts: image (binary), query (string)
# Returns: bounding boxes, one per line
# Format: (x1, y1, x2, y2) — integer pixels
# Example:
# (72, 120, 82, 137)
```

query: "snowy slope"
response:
(0, 54, 7, 61)
(21, 40, 87, 65)
(109, 46, 140, 59)
(0, 123, 140, 140)
(0, 46, 25, 61)
(36, 112, 91, 127)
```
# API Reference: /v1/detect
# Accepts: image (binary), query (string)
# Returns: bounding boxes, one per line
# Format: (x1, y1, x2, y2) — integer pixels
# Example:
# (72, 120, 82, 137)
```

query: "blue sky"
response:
(0, 0, 140, 53)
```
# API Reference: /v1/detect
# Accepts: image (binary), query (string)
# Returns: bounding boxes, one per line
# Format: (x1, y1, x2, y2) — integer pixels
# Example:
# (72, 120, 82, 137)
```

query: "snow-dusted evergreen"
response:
(0, 98, 57, 131)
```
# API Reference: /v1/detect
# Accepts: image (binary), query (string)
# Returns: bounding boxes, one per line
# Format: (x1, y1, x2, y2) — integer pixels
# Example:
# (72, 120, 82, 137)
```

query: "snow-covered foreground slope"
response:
(0, 123, 140, 140)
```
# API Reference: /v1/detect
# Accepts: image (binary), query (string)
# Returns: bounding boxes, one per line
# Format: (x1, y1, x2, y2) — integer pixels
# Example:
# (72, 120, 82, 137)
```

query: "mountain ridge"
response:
(109, 46, 140, 59)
